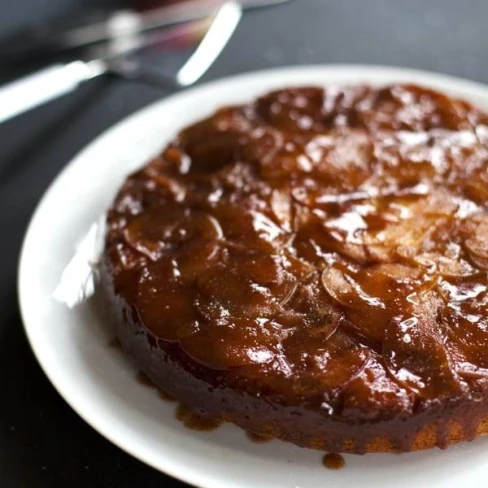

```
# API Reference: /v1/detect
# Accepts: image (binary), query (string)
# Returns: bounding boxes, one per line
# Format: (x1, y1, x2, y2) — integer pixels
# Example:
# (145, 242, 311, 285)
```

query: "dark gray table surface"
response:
(1, 0, 488, 486)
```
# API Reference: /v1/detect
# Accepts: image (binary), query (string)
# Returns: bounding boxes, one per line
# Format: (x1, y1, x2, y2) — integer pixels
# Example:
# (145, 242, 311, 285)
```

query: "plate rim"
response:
(17, 64, 488, 488)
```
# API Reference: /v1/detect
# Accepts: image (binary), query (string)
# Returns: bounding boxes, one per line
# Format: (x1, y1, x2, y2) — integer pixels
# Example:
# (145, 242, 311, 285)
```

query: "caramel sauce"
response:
(136, 371, 157, 388)
(246, 432, 274, 443)
(322, 453, 345, 470)
(108, 337, 121, 349)
(158, 389, 176, 402)
(175, 403, 223, 432)
(135, 371, 177, 403)
(136, 372, 218, 428)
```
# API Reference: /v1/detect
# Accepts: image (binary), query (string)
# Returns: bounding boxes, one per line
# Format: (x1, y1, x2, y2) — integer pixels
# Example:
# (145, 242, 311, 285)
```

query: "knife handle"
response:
(0, 61, 104, 125)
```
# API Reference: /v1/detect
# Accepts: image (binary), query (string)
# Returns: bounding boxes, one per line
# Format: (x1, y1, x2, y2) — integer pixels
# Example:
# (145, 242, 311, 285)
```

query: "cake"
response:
(101, 83, 488, 453)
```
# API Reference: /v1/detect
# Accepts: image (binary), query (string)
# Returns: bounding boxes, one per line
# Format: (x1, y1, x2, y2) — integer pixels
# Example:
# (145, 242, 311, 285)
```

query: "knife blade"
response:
(0, 0, 290, 64)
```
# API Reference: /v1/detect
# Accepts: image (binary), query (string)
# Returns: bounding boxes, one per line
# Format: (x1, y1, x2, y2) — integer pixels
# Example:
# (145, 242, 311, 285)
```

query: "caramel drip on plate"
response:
(108, 337, 121, 349)
(246, 432, 274, 443)
(158, 389, 176, 402)
(322, 453, 345, 470)
(136, 371, 157, 388)
(175, 403, 223, 432)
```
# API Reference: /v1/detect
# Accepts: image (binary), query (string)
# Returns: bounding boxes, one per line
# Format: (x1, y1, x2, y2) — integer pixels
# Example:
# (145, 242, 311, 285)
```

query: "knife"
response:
(0, 0, 290, 64)
(0, 1, 242, 126)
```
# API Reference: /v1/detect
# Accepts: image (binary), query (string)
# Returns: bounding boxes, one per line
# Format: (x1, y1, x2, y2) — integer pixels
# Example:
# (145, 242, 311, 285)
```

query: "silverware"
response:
(0, 0, 291, 64)
(0, 2, 242, 126)
(64, 0, 289, 48)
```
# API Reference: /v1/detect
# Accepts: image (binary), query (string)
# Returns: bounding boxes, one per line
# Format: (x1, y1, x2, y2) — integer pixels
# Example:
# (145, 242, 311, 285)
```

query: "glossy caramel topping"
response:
(106, 84, 488, 417)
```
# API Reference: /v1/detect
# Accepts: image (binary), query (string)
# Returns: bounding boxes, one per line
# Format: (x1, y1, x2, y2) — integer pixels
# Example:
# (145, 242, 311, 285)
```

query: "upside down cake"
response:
(101, 83, 488, 453)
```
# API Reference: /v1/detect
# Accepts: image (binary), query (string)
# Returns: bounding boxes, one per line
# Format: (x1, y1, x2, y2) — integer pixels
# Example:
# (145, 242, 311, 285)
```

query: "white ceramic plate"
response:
(18, 65, 488, 488)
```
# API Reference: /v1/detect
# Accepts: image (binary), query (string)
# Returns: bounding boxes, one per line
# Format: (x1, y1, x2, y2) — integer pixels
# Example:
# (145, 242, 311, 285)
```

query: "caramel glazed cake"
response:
(101, 83, 488, 454)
